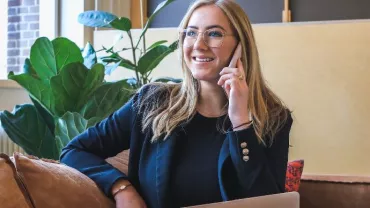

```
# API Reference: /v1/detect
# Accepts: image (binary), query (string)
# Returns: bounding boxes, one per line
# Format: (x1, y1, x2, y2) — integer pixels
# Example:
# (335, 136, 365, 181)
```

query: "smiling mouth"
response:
(192, 57, 215, 62)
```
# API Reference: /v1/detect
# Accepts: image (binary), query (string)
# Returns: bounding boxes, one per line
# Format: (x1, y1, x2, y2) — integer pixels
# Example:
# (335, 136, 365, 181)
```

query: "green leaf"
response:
(29, 96, 55, 135)
(8, 72, 55, 115)
(78, 11, 117, 28)
(153, 77, 182, 83)
(0, 104, 59, 160)
(50, 63, 105, 117)
(52, 37, 84, 73)
(82, 42, 97, 69)
(100, 53, 136, 71)
(137, 0, 175, 46)
(147, 40, 168, 51)
(79, 63, 105, 108)
(55, 112, 89, 147)
(30, 37, 57, 81)
(169, 40, 179, 51)
(109, 17, 132, 31)
(137, 45, 172, 74)
(119, 58, 136, 70)
(23, 58, 38, 79)
(100, 53, 121, 63)
(100, 57, 121, 63)
(82, 80, 134, 120)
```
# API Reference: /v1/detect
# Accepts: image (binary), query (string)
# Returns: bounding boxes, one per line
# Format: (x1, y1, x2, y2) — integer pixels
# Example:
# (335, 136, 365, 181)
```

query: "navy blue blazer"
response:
(60, 85, 293, 208)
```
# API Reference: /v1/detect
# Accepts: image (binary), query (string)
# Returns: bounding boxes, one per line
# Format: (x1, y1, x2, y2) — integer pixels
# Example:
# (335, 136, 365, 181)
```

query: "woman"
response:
(60, 0, 293, 208)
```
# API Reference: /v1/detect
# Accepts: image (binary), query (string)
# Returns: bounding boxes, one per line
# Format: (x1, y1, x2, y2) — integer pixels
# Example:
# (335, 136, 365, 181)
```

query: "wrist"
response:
(233, 122, 253, 131)
(111, 179, 132, 197)
(232, 120, 253, 131)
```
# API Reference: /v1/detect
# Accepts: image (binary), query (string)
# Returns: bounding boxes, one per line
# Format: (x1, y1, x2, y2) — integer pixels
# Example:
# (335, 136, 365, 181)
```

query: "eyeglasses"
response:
(179, 28, 235, 48)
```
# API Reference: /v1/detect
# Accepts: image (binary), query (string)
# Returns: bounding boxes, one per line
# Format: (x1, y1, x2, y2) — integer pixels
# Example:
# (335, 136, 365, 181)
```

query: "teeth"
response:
(195, 57, 214, 62)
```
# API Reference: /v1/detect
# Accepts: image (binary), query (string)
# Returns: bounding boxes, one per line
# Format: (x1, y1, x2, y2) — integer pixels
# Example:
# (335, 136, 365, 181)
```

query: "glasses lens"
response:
(204, 29, 224, 48)
(183, 29, 197, 47)
(181, 28, 224, 48)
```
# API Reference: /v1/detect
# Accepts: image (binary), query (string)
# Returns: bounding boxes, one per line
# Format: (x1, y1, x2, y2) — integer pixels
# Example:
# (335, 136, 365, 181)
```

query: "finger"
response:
(217, 73, 235, 86)
(224, 78, 239, 90)
(219, 67, 238, 75)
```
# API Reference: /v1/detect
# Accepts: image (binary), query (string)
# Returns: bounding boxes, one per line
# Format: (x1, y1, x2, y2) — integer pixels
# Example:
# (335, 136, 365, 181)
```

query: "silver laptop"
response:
(186, 192, 300, 208)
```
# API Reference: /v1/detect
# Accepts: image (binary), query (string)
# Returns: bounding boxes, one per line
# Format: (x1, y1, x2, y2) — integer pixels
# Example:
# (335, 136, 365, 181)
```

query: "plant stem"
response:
(140, 0, 147, 54)
(143, 35, 147, 54)
(127, 31, 141, 87)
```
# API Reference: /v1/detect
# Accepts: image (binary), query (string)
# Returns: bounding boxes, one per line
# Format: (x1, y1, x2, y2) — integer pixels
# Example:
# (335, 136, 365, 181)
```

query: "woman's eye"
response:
(208, 31, 223, 37)
(186, 30, 197, 37)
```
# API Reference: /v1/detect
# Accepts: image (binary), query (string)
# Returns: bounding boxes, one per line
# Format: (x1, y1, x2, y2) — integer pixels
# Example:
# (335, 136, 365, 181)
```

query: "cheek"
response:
(183, 46, 191, 58)
(215, 50, 232, 67)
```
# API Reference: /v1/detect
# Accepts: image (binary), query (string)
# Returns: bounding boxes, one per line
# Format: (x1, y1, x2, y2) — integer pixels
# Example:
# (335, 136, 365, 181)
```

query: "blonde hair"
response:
(139, 0, 289, 145)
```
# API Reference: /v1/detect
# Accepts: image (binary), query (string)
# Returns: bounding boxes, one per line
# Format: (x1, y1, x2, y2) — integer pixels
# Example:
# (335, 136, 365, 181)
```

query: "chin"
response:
(191, 70, 219, 82)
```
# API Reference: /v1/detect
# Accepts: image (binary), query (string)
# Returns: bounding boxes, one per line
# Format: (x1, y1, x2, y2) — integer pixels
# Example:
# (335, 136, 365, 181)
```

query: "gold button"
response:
(243, 156, 249, 161)
(242, 148, 249, 155)
(240, 142, 247, 148)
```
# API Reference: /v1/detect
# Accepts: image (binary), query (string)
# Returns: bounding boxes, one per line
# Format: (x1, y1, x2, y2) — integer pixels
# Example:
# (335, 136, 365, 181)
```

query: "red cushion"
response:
(285, 159, 304, 192)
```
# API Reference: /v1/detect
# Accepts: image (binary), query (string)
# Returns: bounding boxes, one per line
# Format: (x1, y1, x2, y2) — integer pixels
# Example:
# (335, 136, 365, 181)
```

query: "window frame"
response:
(0, 0, 58, 85)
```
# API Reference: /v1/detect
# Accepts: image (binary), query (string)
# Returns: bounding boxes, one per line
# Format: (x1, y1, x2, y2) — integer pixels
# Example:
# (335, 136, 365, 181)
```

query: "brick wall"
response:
(7, 0, 39, 73)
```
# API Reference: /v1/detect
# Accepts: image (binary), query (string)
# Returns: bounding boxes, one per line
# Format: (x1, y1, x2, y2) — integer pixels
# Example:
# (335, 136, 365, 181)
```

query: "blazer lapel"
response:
(155, 127, 181, 208)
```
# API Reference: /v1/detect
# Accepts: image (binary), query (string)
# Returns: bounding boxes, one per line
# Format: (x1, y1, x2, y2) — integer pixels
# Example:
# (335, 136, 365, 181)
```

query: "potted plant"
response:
(0, 0, 179, 160)
(78, 0, 180, 87)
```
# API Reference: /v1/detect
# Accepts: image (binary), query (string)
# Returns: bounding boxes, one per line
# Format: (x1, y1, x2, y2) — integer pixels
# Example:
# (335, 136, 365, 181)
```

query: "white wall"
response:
(0, 88, 30, 112)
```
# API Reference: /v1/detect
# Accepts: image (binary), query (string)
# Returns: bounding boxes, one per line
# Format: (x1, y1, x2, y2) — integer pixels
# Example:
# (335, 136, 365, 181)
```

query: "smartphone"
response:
(228, 43, 242, 68)
(222, 43, 242, 97)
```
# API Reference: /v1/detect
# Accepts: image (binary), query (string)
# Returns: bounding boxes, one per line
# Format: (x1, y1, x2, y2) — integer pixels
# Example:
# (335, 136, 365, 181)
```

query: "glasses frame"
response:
(179, 28, 235, 48)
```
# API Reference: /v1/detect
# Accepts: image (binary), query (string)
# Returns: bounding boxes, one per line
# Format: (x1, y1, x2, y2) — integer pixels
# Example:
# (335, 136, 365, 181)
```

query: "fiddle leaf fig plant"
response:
(0, 0, 179, 160)
(0, 37, 133, 160)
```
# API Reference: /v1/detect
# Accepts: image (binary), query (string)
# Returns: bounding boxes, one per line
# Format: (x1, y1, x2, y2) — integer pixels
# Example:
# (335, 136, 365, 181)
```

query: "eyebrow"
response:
(187, 25, 226, 30)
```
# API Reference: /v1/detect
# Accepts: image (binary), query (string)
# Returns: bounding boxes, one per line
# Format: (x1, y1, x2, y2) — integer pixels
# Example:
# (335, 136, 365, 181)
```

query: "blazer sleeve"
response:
(227, 113, 293, 198)
(59, 90, 140, 198)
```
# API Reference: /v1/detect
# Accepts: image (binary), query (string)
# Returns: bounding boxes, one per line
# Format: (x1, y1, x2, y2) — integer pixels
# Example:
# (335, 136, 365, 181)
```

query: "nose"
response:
(192, 33, 208, 50)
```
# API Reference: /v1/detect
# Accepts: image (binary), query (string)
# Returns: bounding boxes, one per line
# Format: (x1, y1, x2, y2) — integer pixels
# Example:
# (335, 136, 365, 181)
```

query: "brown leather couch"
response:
(299, 174, 370, 208)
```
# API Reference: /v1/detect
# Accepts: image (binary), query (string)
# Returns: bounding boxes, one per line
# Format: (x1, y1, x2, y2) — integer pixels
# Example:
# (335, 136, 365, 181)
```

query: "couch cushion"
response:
(285, 159, 304, 192)
(13, 152, 115, 208)
(0, 153, 31, 208)
(106, 150, 129, 175)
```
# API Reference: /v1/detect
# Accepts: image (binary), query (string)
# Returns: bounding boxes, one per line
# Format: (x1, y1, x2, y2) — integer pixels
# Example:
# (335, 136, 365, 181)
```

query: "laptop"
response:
(186, 192, 300, 208)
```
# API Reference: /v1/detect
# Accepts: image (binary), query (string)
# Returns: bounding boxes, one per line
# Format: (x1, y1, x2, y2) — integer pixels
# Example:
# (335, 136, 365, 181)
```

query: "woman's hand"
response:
(217, 58, 251, 129)
(112, 180, 147, 208)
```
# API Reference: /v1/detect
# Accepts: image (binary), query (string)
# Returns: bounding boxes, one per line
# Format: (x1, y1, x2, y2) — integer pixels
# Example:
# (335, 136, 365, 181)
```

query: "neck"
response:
(197, 81, 228, 117)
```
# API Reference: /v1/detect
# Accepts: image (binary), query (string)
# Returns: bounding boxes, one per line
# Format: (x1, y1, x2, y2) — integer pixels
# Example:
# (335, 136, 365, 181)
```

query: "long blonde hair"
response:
(139, 0, 289, 145)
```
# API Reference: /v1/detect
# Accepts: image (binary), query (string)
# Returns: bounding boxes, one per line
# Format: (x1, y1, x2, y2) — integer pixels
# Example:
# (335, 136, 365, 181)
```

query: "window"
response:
(0, 0, 57, 80)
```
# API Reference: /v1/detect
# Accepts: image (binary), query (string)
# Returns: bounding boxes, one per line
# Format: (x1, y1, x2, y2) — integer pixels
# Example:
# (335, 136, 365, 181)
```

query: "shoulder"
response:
(277, 108, 293, 133)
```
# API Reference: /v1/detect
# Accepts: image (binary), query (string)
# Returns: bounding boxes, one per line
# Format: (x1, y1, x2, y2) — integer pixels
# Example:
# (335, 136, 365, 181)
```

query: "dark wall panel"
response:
(148, 0, 283, 27)
(291, 0, 370, 22)
(148, 0, 193, 28)
(235, 0, 283, 23)
(148, 0, 370, 28)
